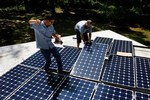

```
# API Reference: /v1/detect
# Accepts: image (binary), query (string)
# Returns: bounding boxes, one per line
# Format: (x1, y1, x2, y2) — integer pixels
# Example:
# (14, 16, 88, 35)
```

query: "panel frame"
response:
(135, 56, 150, 91)
(110, 39, 133, 56)
(71, 43, 108, 81)
(102, 55, 135, 87)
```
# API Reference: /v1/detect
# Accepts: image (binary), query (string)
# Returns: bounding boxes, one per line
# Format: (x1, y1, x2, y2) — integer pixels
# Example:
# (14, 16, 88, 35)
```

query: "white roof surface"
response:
(0, 30, 149, 76)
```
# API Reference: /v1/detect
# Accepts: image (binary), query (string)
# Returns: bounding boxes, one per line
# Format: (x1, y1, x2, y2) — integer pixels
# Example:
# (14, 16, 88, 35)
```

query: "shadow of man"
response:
(49, 76, 76, 100)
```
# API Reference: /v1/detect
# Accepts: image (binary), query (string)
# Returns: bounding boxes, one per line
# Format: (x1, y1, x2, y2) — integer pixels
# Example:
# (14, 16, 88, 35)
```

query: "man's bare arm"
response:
(81, 34, 84, 42)
(28, 19, 41, 25)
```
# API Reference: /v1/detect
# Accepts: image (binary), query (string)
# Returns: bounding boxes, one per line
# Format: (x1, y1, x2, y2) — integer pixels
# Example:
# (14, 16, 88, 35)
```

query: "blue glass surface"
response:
(93, 37, 113, 46)
(50, 76, 96, 100)
(71, 43, 108, 81)
(136, 92, 150, 100)
(102, 55, 135, 87)
(21, 50, 45, 68)
(8, 71, 64, 100)
(93, 84, 133, 100)
(0, 65, 37, 99)
(50, 46, 81, 72)
(136, 57, 150, 90)
(110, 40, 133, 55)
(21, 47, 62, 68)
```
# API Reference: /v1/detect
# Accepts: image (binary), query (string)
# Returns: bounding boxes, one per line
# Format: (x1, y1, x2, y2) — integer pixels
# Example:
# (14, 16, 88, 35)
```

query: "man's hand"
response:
(53, 34, 63, 45)
(36, 19, 41, 25)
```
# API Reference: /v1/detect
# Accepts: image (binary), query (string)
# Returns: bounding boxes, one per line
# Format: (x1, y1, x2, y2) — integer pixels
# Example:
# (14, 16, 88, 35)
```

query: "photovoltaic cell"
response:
(136, 92, 150, 100)
(71, 43, 108, 81)
(20, 47, 63, 68)
(50, 76, 96, 100)
(50, 46, 81, 72)
(136, 57, 150, 90)
(8, 71, 65, 100)
(102, 55, 134, 87)
(93, 37, 113, 46)
(93, 84, 133, 100)
(21, 50, 45, 68)
(0, 65, 37, 99)
(110, 40, 133, 55)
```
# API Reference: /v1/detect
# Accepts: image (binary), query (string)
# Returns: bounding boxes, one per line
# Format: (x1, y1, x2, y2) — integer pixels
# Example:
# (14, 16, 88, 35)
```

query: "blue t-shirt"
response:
(74, 20, 92, 34)
(30, 21, 56, 49)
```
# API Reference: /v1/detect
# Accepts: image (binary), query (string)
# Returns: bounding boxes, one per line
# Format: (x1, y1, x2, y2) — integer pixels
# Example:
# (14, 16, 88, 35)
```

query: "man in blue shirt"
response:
(74, 20, 92, 48)
(28, 15, 63, 74)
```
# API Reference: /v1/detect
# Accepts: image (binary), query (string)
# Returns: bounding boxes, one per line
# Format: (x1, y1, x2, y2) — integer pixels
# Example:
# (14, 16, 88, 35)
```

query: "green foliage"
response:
(0, 0, 150, 46)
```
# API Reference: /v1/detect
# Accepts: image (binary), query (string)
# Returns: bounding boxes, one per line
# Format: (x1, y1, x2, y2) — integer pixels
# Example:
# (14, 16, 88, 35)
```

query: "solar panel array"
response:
(136, 57, 150, 90)
(0, 65, 37, 99)
(93, 37, 113, 46)
(110, 40, 133, 55)
(93, 84, 133, 100)
(71, 43, 108, 81)
(1, 36, 150, 100)
(50, 46, 81, 72)
(7, 71, 64, 100)
(102, 55, 135, 87)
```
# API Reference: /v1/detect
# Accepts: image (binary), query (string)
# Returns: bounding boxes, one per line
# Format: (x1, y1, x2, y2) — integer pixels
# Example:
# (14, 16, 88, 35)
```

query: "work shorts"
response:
(75, 29, 88, 43)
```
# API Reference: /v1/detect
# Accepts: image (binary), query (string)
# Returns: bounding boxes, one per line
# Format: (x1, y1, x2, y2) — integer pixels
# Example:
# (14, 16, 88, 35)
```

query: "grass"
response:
(129, 27, 150, 42)
(0, 8, 150, 46)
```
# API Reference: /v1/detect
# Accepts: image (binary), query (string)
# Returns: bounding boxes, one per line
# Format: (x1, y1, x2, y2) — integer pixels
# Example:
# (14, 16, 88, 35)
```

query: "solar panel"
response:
(71, 43, 108, 81)
(50, 76, 96, 100)
(20, 50, 45, 68)
(110, 40, 133, 55)
(7, 71, 65, 100)
(136, 57, 150, 90)
(93, 37, 113, 46)
(102, 55, 135, 87)
(20, 47, 63, 68)
(49, 46, 81, 72)
(93, 84, 133, 100)
(0, 65, 37, 99)
(136, 92, 150, 100)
